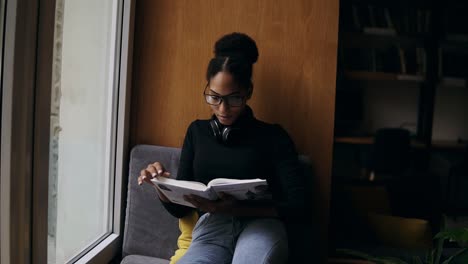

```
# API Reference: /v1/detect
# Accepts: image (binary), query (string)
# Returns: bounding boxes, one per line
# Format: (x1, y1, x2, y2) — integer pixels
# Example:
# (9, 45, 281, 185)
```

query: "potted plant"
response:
(336, 227, 468, 264)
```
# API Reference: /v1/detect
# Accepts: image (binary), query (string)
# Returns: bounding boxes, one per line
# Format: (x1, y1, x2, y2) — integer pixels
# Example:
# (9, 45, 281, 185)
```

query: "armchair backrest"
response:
(122, 145, 181, 259)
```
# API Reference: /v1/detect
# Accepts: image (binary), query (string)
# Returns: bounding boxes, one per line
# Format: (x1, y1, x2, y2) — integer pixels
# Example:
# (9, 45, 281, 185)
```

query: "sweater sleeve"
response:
(161, 121, 197, 218)
(271, 124, 307, 219)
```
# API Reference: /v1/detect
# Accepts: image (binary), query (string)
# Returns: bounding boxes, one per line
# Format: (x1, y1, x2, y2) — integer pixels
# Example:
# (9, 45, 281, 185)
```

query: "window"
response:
(47, 0, 122, 262)
(1, 0, 133, 262)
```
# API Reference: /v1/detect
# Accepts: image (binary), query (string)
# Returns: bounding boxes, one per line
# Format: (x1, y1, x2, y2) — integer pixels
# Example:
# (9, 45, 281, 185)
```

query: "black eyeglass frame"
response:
(203, 84, 247, 107)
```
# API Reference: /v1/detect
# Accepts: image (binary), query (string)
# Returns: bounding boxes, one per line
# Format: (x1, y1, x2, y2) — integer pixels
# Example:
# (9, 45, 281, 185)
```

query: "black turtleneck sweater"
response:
(162, 106, 306, 220)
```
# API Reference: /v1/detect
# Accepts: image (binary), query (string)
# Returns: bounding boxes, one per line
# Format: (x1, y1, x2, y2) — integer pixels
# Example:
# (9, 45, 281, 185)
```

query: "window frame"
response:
(0, 0, 135, 262)
(1, 0, 38, 263)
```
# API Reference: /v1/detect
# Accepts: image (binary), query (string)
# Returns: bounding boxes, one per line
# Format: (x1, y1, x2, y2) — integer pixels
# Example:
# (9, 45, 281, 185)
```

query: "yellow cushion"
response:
(169, 210, 199, 264)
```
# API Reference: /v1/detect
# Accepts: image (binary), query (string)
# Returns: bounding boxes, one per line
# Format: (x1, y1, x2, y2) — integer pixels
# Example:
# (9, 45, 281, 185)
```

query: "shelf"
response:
(335, 137, 467, 150)
(445, 34, 468, 43)
(344, 71, 425, 82)
(440, 41, 468, 54)
(335, 1, 468, 155)
(342, 0, 433, 8)
(362, 27, 396, 36)
(340, 32, 428, 49)
(439, 77, 467, 88)
(334, 136, 427, 148)
(334, 136, 374, 145)
(432, 140, 468, 151)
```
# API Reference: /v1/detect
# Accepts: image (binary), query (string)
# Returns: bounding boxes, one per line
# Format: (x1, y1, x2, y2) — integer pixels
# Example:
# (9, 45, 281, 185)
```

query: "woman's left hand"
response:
(184, 192, 238, 214)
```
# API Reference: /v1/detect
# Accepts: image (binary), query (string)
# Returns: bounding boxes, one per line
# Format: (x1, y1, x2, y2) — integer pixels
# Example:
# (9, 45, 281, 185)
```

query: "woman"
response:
(138, 32, 307, 264)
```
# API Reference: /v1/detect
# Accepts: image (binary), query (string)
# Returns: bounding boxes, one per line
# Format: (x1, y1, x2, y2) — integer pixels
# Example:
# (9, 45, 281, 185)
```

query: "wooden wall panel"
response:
(131, 0, 339, 256)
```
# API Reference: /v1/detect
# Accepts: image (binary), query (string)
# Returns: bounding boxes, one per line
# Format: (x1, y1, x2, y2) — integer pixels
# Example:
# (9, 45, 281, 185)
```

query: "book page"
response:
(151, 177, 217, 207)
(153, 176, 208, 190)
(209, 179, 272, 201)
(153, 184, 217, 207)
(208, 178, 266, 187)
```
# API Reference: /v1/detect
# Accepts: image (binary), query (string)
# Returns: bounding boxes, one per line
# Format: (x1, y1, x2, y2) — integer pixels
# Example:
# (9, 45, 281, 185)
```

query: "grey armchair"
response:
(121, 144, 312, 264)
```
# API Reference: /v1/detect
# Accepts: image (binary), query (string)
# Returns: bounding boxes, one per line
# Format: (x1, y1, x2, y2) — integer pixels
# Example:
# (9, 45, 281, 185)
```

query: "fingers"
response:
(184, 195, 218, 213)
(138, 169, 153, 185)
(138, 162, 171, 186)
(183, 194, 238, 213)
(216, 193, 238, 214)
(145, 165, 158, 177)
(147, 163, 171, 177)
(151, 162, 169, 176)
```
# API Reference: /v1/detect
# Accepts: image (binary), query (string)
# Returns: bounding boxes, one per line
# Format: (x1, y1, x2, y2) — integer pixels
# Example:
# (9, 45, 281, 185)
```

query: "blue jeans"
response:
(176, 213, 288, 264)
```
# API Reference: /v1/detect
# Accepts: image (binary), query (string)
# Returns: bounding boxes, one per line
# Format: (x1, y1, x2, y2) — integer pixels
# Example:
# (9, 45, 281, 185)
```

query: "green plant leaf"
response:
(336, 248, 378, 261)
(425, 249, 434, 264)
(442, 248, 467, 264)
(378, 256, 409, 264)
(434, 230, 446, 264)
(412, 256, 423, 264)
(434, 228, 468, 243)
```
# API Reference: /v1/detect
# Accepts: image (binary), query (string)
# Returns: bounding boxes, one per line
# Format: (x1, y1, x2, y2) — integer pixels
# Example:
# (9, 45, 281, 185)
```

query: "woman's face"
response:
(206, 71, 249, 126)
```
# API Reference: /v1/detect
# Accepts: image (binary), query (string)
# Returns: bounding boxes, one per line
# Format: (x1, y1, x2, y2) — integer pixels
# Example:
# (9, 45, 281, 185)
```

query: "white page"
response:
(153, 183, 217, 207)
(208, 178, 266, 187)
(210, 180, 271, 200)
(153, 176, 208, 190)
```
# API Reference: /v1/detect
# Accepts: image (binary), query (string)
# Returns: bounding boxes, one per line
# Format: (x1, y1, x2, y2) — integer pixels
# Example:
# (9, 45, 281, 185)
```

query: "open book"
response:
(151, 176, 271, 208)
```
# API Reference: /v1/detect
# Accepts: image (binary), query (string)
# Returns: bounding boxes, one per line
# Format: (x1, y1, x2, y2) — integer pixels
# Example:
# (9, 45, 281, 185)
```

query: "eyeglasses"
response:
(203, 85, 246, 107)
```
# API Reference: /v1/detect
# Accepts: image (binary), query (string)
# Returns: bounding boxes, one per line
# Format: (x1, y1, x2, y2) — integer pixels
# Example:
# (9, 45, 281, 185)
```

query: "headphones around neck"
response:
(209, 116, 241, 144)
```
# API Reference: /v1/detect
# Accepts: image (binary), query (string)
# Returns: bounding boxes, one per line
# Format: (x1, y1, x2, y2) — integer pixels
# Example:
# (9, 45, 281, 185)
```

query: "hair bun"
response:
(214, 32, 259, 64)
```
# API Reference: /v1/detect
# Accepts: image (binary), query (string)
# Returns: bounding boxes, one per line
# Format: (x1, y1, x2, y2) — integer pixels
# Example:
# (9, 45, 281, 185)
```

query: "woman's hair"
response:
(206, 32, 259, 93)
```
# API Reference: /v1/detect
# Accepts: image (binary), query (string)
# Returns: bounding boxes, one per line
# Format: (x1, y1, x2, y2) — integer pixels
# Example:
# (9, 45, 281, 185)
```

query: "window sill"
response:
(74, 234, 121, 264)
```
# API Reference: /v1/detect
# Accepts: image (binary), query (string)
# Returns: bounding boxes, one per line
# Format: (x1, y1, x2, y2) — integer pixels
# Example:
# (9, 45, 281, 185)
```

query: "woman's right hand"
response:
(138, 162, 171, 202)
(137, 161, 171, 185)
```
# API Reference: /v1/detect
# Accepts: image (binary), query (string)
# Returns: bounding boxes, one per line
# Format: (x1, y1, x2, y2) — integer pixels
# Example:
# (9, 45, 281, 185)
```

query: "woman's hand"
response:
(184, 192, 238, 214)
(138, 162, 171, 202)
(138, 161, 171, 185)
